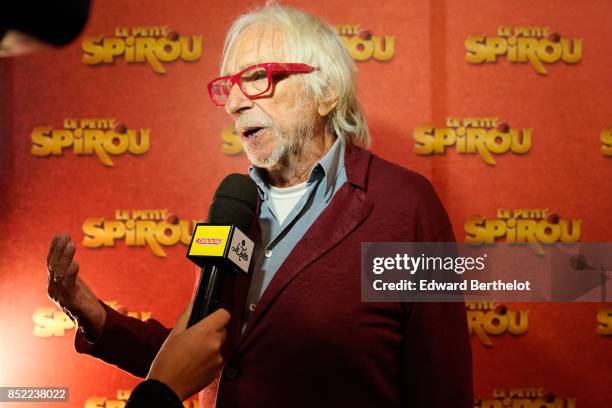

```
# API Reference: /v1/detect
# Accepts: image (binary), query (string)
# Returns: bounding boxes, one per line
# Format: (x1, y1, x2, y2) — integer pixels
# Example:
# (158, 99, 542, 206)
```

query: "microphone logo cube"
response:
(189, 225, 231, 257)
(228, 226, 254, 273)
(187, 224, 254, 274)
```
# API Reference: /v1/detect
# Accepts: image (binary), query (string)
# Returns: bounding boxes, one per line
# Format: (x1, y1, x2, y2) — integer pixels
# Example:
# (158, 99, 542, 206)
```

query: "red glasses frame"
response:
(207, 62, 319, 107)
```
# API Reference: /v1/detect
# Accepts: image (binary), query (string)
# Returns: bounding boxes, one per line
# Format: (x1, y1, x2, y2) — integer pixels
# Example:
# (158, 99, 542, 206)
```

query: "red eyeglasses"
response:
(207, 62, 319, 107)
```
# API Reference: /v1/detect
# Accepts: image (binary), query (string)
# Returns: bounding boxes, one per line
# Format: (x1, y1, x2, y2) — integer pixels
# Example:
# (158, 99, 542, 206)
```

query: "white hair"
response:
(220, 4, 371, 147)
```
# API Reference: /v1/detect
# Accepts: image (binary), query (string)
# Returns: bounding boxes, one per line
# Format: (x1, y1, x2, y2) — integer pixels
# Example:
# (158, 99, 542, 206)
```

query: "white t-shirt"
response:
(268, 181, 308, 225)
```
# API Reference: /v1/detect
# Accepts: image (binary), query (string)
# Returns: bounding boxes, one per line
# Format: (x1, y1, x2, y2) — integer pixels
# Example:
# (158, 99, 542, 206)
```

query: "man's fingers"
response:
(62, 261, 79, 289)
(56, 241, 76, 274)
(200, 308, 231, 332)
(48, 233, 69, 272)
(47, 234, 58, 267)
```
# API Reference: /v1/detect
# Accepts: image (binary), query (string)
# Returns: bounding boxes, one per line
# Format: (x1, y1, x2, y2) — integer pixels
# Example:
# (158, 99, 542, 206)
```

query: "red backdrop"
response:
(0, 0, 610, 407)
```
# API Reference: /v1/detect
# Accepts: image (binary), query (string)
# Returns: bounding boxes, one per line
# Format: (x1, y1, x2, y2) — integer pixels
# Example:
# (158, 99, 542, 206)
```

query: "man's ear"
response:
(317, 90, 339, 117)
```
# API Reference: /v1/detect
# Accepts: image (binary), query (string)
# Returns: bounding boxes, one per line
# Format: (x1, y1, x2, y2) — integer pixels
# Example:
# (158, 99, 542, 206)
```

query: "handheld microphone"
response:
(186, 174, 258, 327)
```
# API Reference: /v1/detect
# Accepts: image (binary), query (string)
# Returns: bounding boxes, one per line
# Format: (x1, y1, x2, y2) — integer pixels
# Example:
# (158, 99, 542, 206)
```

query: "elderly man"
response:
(47, 4, 472, 407)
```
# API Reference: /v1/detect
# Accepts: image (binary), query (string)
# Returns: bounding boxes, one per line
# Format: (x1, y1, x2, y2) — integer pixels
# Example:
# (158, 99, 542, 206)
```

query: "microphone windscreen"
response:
(208, 174, 258, 233)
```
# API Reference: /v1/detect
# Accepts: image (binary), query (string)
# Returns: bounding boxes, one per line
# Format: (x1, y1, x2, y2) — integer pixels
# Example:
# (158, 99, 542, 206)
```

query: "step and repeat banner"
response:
(0, 0, 610, 407)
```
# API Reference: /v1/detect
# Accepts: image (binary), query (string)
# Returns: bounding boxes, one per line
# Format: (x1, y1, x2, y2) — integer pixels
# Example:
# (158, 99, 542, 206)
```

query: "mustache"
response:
(235, 114, 274, 130)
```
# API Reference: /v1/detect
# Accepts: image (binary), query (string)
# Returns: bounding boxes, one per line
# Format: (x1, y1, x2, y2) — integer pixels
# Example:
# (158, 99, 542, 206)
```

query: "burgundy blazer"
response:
(76, 145, 473, 407)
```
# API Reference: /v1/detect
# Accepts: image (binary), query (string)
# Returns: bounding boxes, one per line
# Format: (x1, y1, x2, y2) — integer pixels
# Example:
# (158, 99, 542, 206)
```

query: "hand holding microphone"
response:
(146, 305, 230, 400)
(130, 173, 258, 406)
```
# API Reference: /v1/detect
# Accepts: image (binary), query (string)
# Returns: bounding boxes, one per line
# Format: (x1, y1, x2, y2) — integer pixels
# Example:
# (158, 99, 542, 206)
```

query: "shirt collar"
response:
(248, 137, 345, 201)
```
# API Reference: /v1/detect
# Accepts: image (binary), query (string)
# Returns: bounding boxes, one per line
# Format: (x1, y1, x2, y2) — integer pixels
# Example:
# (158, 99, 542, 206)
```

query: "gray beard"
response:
(247, 119, 315, 173)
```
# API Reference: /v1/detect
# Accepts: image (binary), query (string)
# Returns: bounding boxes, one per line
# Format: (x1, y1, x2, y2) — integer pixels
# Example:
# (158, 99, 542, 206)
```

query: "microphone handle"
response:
(188, 264, 223, 327)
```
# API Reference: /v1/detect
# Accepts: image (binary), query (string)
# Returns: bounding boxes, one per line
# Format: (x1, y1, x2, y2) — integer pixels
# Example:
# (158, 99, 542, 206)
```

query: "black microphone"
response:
(186, 174, 258, 327)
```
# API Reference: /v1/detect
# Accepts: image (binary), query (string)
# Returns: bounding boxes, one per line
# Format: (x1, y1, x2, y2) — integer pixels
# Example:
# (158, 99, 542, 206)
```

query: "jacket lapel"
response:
(237, 145, 374, 351)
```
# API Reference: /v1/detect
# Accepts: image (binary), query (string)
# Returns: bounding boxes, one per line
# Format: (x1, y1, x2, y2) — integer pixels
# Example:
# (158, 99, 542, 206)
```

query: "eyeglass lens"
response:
(211, 66, 270, 105)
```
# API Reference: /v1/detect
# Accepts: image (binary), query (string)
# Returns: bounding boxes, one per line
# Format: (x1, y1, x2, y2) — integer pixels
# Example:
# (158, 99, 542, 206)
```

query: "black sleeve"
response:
(125, 379, 183, 408)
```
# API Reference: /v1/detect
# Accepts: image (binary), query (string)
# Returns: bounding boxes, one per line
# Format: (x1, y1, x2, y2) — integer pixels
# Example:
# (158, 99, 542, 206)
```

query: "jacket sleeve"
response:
(124, 379, 183, 408)
(74, 301, 171, 378)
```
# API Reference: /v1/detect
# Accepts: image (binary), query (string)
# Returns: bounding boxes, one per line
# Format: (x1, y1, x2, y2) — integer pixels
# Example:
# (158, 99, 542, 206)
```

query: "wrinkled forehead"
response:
(222, 24, 287, 76)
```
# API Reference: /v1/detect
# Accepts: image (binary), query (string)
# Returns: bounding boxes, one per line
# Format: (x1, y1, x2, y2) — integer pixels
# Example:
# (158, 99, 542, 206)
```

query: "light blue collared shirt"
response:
(244, 137, 347, 322)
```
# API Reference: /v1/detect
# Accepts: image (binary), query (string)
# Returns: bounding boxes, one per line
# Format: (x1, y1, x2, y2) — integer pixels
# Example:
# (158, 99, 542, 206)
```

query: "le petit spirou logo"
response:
(596, 307, 612, 336)
(413, 117, 531, 165)
(465, 26, 582, 75)
(221, 124, 243, 156)
(466, 301, 528, 347)
(465, 209, 581, 255)
(85, 390, 198, 408)
(31, 118, 150, 167)
(82, 26, 202, 74)
(33, 301, 151, 337)
(83, 209, 198, 258)
(476, 388, 576, 408)
(601, 128, 612, 156)
(334, 24, 394, 62)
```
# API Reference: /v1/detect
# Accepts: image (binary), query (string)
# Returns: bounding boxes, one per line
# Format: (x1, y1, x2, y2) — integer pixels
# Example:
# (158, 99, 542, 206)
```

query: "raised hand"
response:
(47, 233, 106, 340)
